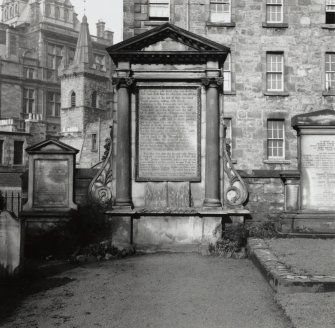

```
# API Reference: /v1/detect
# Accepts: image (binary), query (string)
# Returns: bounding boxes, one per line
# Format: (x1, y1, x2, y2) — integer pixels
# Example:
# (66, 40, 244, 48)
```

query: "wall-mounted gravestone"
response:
(293, 110, 335, 211)
(288, 109, 335, 233)
(0, 211, 23, 278)
(137, 86, 201, 182)
(23, 139, 79, 212)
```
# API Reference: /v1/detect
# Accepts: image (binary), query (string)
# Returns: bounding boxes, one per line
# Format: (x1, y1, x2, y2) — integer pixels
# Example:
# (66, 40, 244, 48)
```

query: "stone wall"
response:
(123, 0, 335, 172)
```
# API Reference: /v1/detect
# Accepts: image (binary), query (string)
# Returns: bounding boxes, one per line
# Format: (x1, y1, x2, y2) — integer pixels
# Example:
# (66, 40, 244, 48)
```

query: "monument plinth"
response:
(282, 109, 335, 233)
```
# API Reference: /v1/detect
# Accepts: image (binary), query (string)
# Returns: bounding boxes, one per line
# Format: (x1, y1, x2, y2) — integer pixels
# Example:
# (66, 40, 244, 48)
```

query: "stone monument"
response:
(281, 109, 335, 233)
(99, 23, 248, 251)
(0, 211, 24, 278)
(22, 139, 79, 252)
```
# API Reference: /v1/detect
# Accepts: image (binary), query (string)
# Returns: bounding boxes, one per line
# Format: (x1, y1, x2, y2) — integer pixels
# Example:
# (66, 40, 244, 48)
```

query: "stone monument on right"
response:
(282, 109, 335, 234)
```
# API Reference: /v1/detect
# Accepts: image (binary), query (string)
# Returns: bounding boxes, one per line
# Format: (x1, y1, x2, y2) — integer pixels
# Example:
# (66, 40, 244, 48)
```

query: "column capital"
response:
(201, 77, 223, 88)
(113, 77, 135, 90)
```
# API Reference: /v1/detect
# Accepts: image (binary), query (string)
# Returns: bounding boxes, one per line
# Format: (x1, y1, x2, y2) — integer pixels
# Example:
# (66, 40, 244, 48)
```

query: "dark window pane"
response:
(326, 12, 335, 24)
(13, 141, 24, 165)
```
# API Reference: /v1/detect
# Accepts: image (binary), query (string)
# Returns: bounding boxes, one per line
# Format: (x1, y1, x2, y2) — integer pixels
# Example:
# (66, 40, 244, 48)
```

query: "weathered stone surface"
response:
(137, 87, 200, 181)
(0, 211, 23, 278)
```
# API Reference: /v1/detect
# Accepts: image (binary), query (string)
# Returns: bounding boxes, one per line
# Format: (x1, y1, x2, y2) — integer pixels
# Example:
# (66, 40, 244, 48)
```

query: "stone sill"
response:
(264, 160, 291, 165)
(323, 91, 335, 96)
(262, 22, 288, 28)
(224, 91, 236, 96)
(144, 21, 168, 27)
(263, 91, 289, 97)
(206, 22, 236, 28)
(321, 24, 335, 30)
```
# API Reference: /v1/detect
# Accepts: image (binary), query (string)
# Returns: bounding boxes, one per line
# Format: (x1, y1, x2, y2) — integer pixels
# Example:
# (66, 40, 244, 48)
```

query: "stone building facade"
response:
(0, 0, 113, 139)
(122, 0, 335, 223)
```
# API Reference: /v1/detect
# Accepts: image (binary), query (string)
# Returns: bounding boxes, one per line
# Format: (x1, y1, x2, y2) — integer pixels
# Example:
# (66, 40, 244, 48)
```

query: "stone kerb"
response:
(247, 238, 335, 293)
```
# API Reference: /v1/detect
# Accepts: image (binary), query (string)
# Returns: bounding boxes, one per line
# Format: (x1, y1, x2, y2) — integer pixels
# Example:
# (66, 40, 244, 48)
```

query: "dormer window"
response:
(91, 91, 97, 108)
(149, 0, 170, 21)
(71, 91, 76, 107)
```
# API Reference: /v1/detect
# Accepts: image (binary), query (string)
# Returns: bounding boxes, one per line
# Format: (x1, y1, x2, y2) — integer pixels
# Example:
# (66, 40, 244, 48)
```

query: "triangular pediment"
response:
(107, 23, 229, 65)
(26, 139, 79, 154)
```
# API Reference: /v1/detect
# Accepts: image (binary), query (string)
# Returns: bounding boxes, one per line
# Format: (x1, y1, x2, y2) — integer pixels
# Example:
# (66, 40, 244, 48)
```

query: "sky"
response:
(71, 0, 123, 43)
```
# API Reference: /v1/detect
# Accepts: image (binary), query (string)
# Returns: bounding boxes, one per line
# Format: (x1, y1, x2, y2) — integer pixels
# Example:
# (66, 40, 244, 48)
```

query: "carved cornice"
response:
(201, 77, 223, 88)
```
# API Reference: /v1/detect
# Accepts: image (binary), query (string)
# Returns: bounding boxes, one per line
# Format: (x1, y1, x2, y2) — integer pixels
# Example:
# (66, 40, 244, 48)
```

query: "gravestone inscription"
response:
(34, 159, 69, 208)
(301, 135, 335, 211)
(137, 87, 200, 181)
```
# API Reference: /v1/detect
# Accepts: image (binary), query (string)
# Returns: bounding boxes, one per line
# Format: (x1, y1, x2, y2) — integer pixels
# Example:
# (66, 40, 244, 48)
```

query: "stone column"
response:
(202, 74, 223, 207)
(114, 74, 134, 208)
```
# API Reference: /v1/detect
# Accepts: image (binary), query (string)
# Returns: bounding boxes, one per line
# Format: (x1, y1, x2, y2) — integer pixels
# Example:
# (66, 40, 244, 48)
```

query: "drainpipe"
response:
(186, 0, 190, 31)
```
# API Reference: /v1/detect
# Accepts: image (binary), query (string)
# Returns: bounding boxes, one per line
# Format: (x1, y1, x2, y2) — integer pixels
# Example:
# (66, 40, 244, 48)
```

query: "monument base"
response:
(106, 207, 249, 252)
(281, 212, 335, 234)
(21, 210, 76, 258)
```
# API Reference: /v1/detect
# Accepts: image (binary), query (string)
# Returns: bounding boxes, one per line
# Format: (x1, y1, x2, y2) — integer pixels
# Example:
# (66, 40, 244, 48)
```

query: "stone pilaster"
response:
(202, 75, 223, 207)
(114, 73, 134, 208)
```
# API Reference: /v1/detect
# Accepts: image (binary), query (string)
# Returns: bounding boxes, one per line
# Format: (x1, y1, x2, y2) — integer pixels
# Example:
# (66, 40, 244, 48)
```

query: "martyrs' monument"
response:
(91, 23, 249, 251)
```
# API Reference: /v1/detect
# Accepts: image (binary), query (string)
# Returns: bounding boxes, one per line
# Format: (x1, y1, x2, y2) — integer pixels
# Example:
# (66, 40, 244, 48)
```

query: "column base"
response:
(203, 198, 222, 207)
(115, 198, 133, 208)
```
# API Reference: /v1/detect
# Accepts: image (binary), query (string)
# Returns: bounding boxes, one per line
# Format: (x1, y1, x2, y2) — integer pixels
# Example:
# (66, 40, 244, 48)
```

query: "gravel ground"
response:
(0, 254, 292, 328)
(266, 239, 335, 276)
(276, 292, 335, 328)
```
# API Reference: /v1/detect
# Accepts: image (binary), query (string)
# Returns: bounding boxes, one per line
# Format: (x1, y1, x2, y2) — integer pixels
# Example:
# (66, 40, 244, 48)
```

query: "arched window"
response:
(64, 9, 69, 22)
(14, 4, 18, 15)
(55, 7, 60, 19)
(71, 91, 76, 107)
(91, 91, 97, 108)
(9, 6, 13, 18)
(45, 4, 51, 17)
(4, 9, 7, 20)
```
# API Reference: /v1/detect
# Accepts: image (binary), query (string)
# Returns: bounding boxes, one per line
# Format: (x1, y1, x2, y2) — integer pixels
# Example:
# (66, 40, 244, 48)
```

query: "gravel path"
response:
(266, 239, 335, 276)
(0, 254, 292, 328)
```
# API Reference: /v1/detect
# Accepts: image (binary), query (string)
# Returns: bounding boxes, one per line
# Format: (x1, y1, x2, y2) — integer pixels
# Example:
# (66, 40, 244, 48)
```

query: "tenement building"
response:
(0, 0, 114, 168)
(118, 0, 335, 226)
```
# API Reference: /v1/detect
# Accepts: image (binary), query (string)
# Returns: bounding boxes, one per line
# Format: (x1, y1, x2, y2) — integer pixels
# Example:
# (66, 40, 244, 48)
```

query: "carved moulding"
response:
(113, 76, 135, 89)
(88, 125, 113, 207)
(222, 124, 248, 207)
(201, 77, 224, 88)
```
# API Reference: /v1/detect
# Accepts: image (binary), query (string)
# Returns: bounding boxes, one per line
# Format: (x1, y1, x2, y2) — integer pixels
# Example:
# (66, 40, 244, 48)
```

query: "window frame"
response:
(91, 133, 98, 152)
(267, 119, 285, 160)
(0, 140, 3, 165)
(71, 91, 76, 108)
(266, 52, 284, 92)
(13, 140, 24, 165)
(326, 53, 335, 91)
(326, 0, 335, 24)
(23, 88, 35, 114)
(266, 0, 283, 24)
(148, 0, 170, 21)
(47, 43, 63, 70)
(209, 0, 231, 23)
(223, 53, 232, 92)
(46, 92, 61, 117)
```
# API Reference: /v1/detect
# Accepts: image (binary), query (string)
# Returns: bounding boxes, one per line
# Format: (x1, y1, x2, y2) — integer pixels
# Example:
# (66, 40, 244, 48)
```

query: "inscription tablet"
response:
(301, 135, 335, 211)
(33, 159, 69, 207)
(137, 87, 200, 181)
